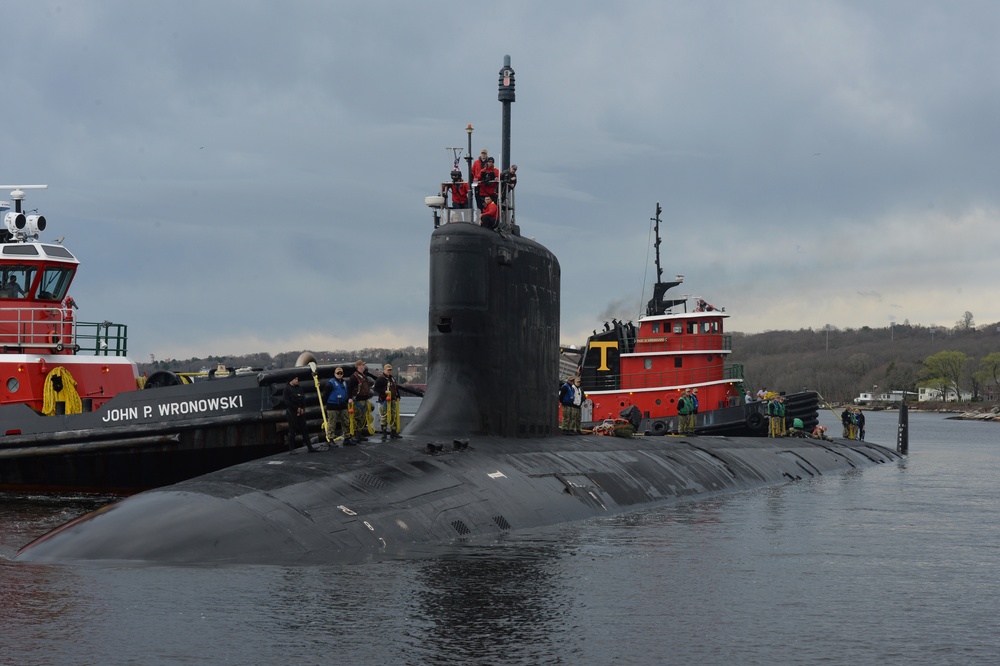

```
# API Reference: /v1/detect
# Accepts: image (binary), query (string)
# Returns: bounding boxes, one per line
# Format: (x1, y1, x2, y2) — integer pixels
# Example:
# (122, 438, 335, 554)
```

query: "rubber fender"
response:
(651, 420, 667, 435)
(745, 412, 766, 432)
(144, 370, 181, 389)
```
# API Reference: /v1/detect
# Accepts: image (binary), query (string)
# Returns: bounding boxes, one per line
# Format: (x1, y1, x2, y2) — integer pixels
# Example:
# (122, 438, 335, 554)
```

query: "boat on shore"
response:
(571, 203, 819, 436)
(0, 186, 358, 494)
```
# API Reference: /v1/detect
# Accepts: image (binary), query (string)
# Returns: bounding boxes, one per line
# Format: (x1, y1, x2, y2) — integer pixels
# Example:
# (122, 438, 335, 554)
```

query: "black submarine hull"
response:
(15, 213, 905, 565)
(15, 431, 900, 564)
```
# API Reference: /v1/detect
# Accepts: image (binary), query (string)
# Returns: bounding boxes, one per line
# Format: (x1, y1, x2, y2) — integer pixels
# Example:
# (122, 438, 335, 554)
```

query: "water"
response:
(2, 411, 999, 665)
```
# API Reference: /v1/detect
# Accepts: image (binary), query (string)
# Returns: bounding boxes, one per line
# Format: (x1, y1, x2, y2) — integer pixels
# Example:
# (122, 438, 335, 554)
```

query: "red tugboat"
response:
(576, 203, 819, 436)
(0, 185, 139, 411)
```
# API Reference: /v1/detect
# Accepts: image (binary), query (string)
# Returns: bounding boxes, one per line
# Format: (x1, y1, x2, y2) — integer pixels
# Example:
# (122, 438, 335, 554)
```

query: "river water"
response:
(1, 410, 998, 665)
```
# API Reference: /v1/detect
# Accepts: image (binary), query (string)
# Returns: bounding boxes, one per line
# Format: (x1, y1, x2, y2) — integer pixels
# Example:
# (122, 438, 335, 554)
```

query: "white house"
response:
(855, 390, 918, 405)
(918, 386, 972, 402)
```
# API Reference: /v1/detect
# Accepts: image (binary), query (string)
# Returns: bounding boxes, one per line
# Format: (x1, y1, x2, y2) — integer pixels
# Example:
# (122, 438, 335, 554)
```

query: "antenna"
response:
(446, 147, 464, 171)
(651, 202, 663, 284)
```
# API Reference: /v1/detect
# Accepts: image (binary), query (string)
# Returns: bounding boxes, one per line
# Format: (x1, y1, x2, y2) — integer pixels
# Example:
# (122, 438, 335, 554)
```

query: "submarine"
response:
(14, 56, 906, 565)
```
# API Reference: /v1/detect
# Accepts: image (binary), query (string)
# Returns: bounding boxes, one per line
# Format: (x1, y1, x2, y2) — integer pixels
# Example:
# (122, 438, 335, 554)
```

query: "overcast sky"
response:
(5, 1, 999, 362)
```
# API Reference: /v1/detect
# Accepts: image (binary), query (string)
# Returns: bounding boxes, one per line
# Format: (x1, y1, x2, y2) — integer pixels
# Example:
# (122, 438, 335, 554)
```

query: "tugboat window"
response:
(7, 377, 18, 392)
(0, 267, 35, 299)
(37, 267, 74, 301)
(644, 358, 652, 370)
(674, 357, 682, 368)
(673, 323, 682, 334)
(652, 323, 660, 333)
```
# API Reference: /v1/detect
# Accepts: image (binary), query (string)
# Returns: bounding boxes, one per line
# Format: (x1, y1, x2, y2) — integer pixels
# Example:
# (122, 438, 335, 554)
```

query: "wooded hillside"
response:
(731, 317, 1000, 402)
(137, 317, 1000, 405)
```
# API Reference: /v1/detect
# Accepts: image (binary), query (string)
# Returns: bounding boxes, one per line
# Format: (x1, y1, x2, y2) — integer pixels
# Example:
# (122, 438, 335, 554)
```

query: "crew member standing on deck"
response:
(768, 396, 782, 438)
(283, 376, 314, 454)
(477, 157, 500, 211)
(373, 363, 403, 441)
(472, 149, 489, 208)
(480, 196, 499, 230)
(348, 360, 374, 442)
(324, 367, 354, 446)
(677, 388, 695, 436)
(499, 164, 517, 202)
(446, 170, 471, 209)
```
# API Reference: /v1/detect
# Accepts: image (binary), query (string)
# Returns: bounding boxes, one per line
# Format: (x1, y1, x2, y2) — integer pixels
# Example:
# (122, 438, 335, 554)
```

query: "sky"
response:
(5, 1, 999, 362)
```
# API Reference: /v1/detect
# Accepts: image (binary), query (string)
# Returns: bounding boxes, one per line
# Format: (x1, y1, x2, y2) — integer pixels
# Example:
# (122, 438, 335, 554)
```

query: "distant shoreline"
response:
(845, 404, 1000, 422)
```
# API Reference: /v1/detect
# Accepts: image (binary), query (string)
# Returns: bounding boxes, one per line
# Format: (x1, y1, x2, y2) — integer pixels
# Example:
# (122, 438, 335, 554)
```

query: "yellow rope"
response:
(365, 400, 376, 434)
(42, 366, 84, 415)
(309, 363, 330, 442)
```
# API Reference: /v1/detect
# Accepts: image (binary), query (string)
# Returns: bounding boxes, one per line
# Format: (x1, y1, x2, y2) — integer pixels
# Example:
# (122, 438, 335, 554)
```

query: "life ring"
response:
(651, 420, 667, 435)
(746, 412, 765, 431)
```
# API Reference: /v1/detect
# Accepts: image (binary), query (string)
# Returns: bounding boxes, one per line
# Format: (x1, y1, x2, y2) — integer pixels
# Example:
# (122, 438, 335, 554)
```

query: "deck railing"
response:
(585, 363, 745, 392)
(0, 307, 128, 356)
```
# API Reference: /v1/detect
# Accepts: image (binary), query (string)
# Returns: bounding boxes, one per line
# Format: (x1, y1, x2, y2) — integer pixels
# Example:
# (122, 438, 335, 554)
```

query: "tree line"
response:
(140, 313, 1000, 405)
(730, 313, 1000, 403)
(141, 346, 429, 384)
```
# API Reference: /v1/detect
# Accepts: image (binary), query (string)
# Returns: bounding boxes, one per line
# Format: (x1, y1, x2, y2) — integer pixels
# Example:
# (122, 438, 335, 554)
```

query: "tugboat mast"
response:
(644, 202, 686, 317)
(652, 202, 663, 285)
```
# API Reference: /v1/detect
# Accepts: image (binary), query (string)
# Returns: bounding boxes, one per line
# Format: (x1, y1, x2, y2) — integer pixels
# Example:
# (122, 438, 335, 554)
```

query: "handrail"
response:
(0, 305, 128, 356)
(629, 334, 733, 353)
(585, 363, 745, 392)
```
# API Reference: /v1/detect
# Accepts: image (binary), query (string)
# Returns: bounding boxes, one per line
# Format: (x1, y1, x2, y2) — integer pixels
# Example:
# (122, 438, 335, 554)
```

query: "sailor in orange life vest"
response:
(472, 148, 489, 207)
(373, 363, 403, 441)
(477, 156, 500, 210)
(347, 360, 374, 441)
(480, 196, 499, 230)
(446, 170, 471, 209)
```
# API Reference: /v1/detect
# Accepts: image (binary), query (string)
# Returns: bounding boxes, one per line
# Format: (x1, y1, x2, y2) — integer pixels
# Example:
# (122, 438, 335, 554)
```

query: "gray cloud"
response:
(6, 1, 999, 360)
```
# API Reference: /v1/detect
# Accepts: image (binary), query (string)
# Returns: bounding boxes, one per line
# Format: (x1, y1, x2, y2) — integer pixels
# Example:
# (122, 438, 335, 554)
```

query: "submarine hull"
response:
(16, 433, 901, 563)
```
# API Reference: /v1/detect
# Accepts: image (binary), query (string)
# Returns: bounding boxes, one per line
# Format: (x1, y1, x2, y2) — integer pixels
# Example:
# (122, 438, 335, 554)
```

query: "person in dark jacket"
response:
(283, 376, 314, 453)
(558, 375, 586, 434)
(372, 363, 403, 441)
(347, 360, 374, 441)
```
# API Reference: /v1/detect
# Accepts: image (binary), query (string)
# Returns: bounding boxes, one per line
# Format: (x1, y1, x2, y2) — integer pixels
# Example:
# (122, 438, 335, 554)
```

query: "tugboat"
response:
(0, 185, 139, 411)
(575, 203, 820, 436)
(0, 186, 348, 494)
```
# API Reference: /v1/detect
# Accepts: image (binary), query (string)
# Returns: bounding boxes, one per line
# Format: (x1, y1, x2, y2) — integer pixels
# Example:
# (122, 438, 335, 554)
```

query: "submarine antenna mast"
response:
(498, 55, 515, 173)
(465, 124, 474, 185)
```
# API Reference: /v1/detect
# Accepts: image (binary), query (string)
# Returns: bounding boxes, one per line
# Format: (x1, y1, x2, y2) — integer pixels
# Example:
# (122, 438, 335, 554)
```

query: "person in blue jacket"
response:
(324, 367, 354, 446)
